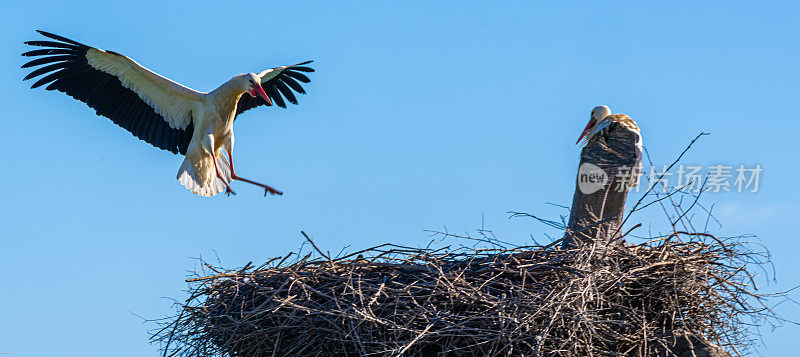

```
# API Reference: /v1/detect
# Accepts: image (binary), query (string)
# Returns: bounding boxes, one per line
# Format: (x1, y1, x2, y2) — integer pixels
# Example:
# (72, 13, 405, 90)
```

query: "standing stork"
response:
(21, 30, 314, 197)
(576, 105, 643, 188)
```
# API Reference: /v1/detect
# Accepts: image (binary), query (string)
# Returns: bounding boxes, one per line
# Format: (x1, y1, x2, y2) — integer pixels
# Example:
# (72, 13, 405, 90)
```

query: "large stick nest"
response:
(153, 231, 780, 356)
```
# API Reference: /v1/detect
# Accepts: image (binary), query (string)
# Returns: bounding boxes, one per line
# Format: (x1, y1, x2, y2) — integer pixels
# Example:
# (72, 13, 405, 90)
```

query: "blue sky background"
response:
(1, 1, 798, 355)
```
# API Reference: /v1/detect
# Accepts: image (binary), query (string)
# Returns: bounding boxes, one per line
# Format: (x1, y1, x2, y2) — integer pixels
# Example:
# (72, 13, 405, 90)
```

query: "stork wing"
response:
(22, 31, 202, 155)
(235, 61, 314, 118)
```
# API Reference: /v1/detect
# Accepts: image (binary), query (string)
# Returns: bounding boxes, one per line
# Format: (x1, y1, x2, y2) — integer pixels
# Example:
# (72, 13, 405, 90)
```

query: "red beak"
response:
(576, 119, 595, 145)
(252, 84, 272, 106)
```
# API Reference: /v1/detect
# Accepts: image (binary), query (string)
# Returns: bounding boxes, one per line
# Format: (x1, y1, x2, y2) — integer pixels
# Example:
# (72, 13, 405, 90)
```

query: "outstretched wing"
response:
(22, 31, 203, 155)
(235, 60, 314, 117)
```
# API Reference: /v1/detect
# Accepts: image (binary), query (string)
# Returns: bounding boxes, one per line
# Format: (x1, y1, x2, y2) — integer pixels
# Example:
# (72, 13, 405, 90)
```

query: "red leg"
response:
(213, 153, 235, 196)
(228, 151, 283, 196)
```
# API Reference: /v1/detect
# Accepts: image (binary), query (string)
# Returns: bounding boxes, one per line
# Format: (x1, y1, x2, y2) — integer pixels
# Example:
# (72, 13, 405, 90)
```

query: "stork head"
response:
(243, 72, 273, 106)
(576, 105, 612, 145)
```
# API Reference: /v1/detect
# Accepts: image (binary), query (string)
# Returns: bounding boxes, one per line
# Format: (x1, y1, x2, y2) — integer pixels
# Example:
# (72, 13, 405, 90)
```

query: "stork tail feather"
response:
(177, 153, 231, 197)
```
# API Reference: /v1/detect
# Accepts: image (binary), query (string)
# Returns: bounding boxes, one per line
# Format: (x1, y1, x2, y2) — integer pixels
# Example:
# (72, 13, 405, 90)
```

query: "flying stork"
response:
(576, 105, 643, 188)
(21, 31, 314, 197)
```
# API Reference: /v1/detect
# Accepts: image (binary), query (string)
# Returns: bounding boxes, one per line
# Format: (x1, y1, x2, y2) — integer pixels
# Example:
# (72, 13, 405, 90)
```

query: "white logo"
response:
(578, 163, 608, 194)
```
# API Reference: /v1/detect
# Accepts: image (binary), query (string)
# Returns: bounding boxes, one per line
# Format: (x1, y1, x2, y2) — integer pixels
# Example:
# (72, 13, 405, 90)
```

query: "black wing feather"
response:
(33, 69, 71, 88)
(22, 48, 78, 57)
(21, 31, 193, 155)
(291, 66, 314, 72)
(25, 62, 74, 82)
(235, 61, 314, 118)
(281, 76, 306, 94)
(45, 67, 93, 90)
(24, 40, 81, 50)
(283, 70, 310, 83)
(36, 30, 89, 46)
(21, 55, 75, 67)
(265, 85, 286, 108)
(275, 80, 297, 105)
(109, 94, 135, 129)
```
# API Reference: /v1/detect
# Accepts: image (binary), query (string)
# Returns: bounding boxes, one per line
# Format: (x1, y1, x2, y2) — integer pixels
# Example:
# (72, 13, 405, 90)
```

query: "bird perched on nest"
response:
(22, 30, 314, 197)
(576, 105, 643, 188)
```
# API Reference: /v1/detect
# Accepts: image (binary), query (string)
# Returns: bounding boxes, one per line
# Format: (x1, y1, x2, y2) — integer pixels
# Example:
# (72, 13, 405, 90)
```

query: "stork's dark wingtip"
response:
(36, 30, 56, 39)
(291, 60, 315, 72)
(34, 30, 61, 41)
(34, 30, 87, 47)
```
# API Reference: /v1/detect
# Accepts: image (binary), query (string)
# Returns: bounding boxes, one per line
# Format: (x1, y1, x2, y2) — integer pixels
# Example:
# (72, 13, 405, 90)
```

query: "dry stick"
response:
(673, 180, 709, 226)
(621, 223, 643, 240)
(154, 208, 789, 356)
(646, 145, 698, 233)
(649, 148, 685, 233)
(638, 147, 680, 233)
(632, 182, 692, 213)
(396, 321, 436, 356)
(615, 132, 709, 237)
(301, 231, 331, 261)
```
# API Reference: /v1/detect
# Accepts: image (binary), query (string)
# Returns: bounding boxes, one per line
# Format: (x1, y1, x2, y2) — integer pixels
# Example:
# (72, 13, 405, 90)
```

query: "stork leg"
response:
(212, 152, 236, 196)
(228, 150, 283, 196)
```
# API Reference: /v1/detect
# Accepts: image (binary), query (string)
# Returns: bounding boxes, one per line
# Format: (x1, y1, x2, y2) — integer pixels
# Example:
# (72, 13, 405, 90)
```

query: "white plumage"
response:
(577, 105, 643, 189)
(85, 48, 197, 130)
(23, 31, 314, 197)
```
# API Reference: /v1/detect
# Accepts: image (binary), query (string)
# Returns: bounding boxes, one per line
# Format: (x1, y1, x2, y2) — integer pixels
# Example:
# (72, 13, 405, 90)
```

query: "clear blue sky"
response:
(1, 1, 798, 355)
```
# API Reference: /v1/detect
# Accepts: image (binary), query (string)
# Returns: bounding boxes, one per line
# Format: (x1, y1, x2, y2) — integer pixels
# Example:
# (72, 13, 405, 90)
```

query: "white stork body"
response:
(177, 81, 239, 197)
(577, 105, 643, 188)
(23, 31, 314, 197)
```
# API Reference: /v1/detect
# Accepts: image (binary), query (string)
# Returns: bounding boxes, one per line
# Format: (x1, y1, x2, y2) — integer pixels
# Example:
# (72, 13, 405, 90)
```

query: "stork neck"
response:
(208, 79, 246, 122)
(212, 79, 247, 100)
